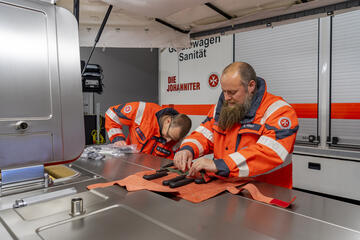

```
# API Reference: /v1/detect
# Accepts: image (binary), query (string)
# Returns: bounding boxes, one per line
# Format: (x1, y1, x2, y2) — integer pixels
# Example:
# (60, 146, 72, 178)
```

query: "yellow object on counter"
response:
(45, 165, 77, 179)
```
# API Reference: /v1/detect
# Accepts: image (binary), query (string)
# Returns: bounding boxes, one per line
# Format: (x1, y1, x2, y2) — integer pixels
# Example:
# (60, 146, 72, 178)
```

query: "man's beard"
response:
(218, 94, 253, 131)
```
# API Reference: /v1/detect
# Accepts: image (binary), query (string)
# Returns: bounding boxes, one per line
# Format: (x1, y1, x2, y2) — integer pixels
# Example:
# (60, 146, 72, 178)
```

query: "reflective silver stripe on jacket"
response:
(135, 102, 146, 125)
(257, 136, 289, 162)
(195, 126, 214, 143)
(260, 100, 290, 124)
(106, 109, 121, 124)
(182, 139, 204, 156)
(228, 152, 249, 177)
(108, 128, 123, 139)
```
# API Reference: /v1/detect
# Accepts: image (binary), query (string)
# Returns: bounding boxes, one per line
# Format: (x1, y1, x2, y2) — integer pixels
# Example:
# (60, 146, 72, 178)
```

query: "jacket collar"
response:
(241, 77, 266, 124)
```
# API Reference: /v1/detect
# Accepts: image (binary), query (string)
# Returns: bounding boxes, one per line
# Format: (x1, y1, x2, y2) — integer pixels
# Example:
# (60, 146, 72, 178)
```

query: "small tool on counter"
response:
(144, 162, 208, 188)
(144, 162, 174, 179)
(168, 178, 194, 188)
(162, 175, 186, 186)
(143, 171, 168, 180)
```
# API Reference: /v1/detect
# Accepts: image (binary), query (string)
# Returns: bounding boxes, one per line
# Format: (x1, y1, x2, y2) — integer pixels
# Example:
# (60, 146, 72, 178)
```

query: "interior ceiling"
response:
(56, 0, 353, 48)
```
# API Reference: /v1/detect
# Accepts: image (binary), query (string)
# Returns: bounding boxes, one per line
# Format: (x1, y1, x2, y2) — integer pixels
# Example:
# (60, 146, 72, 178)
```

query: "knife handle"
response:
(169, 178, 194, 188)
(162, 175, 186, 186)
(143, 171, 168, 180)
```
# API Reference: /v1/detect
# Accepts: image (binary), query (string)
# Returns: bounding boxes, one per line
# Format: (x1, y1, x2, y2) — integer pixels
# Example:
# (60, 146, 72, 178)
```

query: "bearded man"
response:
(173, 62, 299, 188)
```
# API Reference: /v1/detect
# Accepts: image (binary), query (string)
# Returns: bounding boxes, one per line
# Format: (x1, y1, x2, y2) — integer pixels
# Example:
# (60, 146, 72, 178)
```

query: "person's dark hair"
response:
(222, 62, 257, 88)
(171, 114, 192, 139)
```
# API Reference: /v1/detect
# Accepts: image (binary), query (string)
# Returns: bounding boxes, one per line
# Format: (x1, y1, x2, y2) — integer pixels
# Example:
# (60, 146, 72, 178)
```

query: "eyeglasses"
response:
(165, 120, 180, 142)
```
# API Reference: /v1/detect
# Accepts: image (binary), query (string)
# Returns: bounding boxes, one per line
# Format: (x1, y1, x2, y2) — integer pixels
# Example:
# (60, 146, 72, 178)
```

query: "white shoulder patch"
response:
(124, 105, 132, 113)
(278, 117, 291, 129)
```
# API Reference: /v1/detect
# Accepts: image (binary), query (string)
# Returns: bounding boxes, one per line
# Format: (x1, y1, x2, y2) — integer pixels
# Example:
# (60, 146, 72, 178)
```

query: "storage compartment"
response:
(293, 154, 360, 200)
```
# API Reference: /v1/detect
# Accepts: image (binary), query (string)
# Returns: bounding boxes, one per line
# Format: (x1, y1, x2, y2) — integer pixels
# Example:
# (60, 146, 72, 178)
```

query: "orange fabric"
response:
(88, 170, 249, 203)
(87, 170, 295, 208)
(87, 174, 178, 193)
(105, 102, 179, 159)
(226, 183, 296, 208)
(227, 184, 273, 203)
(180, 79, 298, 189)
(227, 184, 296, 208)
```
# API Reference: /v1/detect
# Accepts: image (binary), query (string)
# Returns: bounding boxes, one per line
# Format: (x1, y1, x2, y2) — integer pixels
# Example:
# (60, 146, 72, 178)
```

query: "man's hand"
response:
(188, 158, 217, 177)
(173, 150, 193, 172)
(114, 140, 127, 147)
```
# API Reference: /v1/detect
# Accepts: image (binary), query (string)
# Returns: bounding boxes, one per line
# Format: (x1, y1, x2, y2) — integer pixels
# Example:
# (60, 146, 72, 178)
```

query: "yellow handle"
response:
(91, 129, 105, 144)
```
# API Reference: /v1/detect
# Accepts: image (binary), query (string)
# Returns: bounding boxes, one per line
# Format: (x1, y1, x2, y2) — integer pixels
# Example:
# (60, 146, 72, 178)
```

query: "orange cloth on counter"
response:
(87, 170, 295, 207)
(227, 184, 296, 208)
(87, 170, 245, 203)
(88, 174, 178, 193)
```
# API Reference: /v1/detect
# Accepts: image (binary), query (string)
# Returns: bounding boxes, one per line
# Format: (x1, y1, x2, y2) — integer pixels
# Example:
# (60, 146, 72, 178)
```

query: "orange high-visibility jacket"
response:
(179, 78, 299, 189)
(105, 102, 179, 159)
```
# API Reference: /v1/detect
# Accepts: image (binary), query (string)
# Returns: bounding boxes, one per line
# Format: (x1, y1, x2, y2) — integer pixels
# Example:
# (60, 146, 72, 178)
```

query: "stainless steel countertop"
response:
(0, 153, 359, 239)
